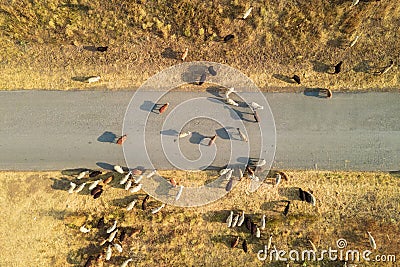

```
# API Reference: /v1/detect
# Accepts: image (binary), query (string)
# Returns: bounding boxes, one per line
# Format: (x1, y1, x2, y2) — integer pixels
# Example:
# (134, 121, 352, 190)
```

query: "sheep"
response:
(242, 239, 248, 252)
(114, 165, 124, 174)
(106, 220, 117, 234)
(253, 110, 260, 122)
(170, 177, 177, 187)
(68, 182, 77, 193)
(199, 73, 207, 86)
(120, 171, 131, 185)
(226, 178, 234, 192)
(126, 199, 137, 211)
(151, 203, 166, 214)
(254, 159, 266, 167)
(279, 171, 289, 181)
(77, 171, 89, 179)
(380, 60, 394, 75)
(250, 102, 264, 110)
(124, 180, 132, 191)
(226, 97, 239, 106)
(103, 176, 113, 185)
(105, 244, 112, 261)
(246, 166, 254, 176)
(226, 211, 234, 227)
(303, 190, 316, 206)
(260, 214, 266, 230)
(116, 135, 127, 145)
(299, 188, 306, 201)
(237, 167, 244, 180)
(231, 236, 240, 248)
(231, 214, 239, 227)
(80, 225, 90, 233)
(245, 217, 252, 231)
(225, 169, 234, 181)
(250, 174, 259, 181)
(283, 201, 290, 216)
(334, 61, 343, 74)
(208, 66, 217, 76)
(367, 231, 377, 249)
(142, 195, 150, 210)
(146, 169, 157, 178)
(108, 229, 118, 242)
(93, 189, 103, 199)
(129, 183, 142, 193)
(242, 7, 253, 19)
(74, 182, 86, 193)
(350, 35, 360, 47)
(90, 185, 103, 196)
(224, 34, 234, 42)
(181, 48, 188, 61)
(224, 87, 235, 99)
(88, 179, 102, 191)
(132, 169, 143, 176)
(275, 173, 282, 186)
(325, 89, 333, 98)
(120, 258, 133, 267)
(351, 0, 359, 7)
(134, 175, 143, 184)
(178, 131, 192, 138)
(292, 75, 301, 84)
(89, 170, 102, 178)
(175, 185, 184, 201)
(208, 134, 217, 146)
(159, 103, 169, 114)
(85, 76, 101, 83)
(237, 128, 248, 142)
(250, 222, 257, 236)
(97, 46, 108, 52)
(114, 243, 123, 253)
(219, 168, 231, 176)
(237, 211, 245, 226)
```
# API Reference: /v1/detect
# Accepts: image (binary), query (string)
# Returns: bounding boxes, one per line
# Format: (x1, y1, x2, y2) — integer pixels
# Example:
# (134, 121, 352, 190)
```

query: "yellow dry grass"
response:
(0, 170, 398, 266)
(0, 0, 399, 91)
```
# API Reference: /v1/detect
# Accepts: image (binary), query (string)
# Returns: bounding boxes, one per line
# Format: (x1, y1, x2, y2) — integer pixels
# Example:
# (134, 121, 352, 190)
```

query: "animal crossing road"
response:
(0, 90, 399, 171)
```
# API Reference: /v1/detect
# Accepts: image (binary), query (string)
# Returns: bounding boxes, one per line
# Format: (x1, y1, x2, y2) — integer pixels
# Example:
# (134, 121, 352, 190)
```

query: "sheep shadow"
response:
(215, 127, 230, 140)
(140, 100, 156, 112)
(50, 177, 73, 191)
(327, 37, 347, 48)
(189, 132, 207, 144)
(303, 88, 329, 98)
(160, 129, 179, 136)
(97, 131, 116, 143)
(71, 76, 89, 82)
(96, 162, 115, 171)
(161, 47, 179, 60)
(110, 195, 138, 208)
(61, 168, 91, 176)
(66, 243, 100, 266)
(181, 64, 208, 84)
(278, 187, 301, 200)
(202, 209, 233, 223)
(272, 74, 296, 84)
(260, 200, 289, 213)
(206, 86, 223, 97)
(82, 45, 97, 52)
(353, 60, 373, 73)
(310, 60, 331, 73)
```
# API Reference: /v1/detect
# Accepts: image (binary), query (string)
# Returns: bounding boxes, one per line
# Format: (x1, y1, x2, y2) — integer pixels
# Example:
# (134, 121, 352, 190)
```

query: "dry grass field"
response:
(0, 170, 399, 266)
(0, 0, 399, 91)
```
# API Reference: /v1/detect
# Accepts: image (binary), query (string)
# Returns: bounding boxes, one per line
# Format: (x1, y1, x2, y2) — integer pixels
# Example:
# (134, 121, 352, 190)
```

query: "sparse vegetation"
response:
(0, 170, 399, 266)
(0, 0, 399, 90)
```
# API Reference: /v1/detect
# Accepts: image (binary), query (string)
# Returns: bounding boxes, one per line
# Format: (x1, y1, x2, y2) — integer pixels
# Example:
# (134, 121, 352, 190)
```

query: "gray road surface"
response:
(0, 90, 399, 172)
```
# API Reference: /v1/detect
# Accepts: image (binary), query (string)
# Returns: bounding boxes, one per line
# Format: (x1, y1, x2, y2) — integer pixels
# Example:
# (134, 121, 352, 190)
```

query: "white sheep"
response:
(120, 171, 131, 185)
(237, 211, 245, 226)
(114, 165, 124, 174)
(175, 185, 184, 201)
(226, 211, 234, 227)
(129, 183, 142, 193)
(68, 182, 77, 193)
(106, 220, 117, 234)
(242, 7, 253, 19)
(74, 182, 86, 193)
(108, 229, 118, 242)
(88, 179, 102, 191)
(151, 203, 166, 214)
(126, 199, 137, 211)
(105, 244, 112, 261)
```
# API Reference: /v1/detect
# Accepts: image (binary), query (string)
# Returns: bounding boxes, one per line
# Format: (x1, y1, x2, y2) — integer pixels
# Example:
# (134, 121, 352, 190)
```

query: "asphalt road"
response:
(0, 90, 399, 172)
